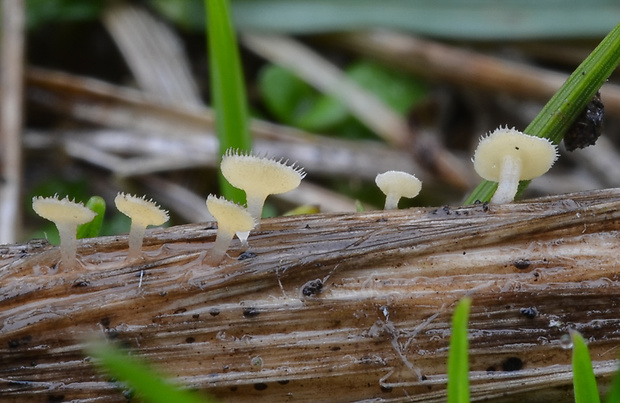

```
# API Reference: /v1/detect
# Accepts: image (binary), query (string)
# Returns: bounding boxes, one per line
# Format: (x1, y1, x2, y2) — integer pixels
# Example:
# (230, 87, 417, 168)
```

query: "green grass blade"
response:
(604, 361, 620, 403)
(205, 0, 251, 203)
(465, 22, 620, 204)
(571, 330, 601, 403)
(76, 196, 106, 239)
(87, 342, 213, 403)
(447, 297, 472, 403)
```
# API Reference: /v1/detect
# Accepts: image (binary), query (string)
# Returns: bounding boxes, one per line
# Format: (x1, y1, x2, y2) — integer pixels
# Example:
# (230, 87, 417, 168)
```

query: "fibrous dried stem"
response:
(2, 188, 620, 402)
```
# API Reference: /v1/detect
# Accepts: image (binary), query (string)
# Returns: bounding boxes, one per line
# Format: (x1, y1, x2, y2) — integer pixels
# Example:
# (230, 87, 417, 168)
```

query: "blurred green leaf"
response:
(571, 330, 601, 403)
(152, 0, 618, 40)
(26, 0, 105, 29)
(605, 361, 620, 403)
(76, 196, 106, 239)
(88, 342, 213, 403)
(447, 297, 471, 403)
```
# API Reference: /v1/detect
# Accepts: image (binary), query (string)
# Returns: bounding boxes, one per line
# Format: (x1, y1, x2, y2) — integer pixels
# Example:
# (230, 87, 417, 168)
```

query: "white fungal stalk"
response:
(492, 155, 522, 204)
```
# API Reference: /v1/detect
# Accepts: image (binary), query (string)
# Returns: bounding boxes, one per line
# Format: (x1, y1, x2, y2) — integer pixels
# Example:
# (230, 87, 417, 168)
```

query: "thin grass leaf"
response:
(465, 22, 620, 204)
(447, 297, 471, 403)
(205, 0, 251, 203)
(76, 196, 106, 239)
(88, 342, 212, 403)
(571, 330, 601, 403)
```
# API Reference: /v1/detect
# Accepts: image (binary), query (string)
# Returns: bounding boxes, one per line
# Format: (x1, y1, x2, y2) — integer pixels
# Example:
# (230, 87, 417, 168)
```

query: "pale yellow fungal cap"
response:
(375, 171, 422, 209)
(473, 127, 558, 182)
(32, 195, 96, 225)
(114, 193, 169, 227)
(221, 149, 306, 198)
(375, 171, 422, 198)
(206, 195, 255, 234)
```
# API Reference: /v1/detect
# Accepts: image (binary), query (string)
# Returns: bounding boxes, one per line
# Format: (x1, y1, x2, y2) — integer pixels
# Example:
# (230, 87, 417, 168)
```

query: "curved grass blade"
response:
(447, 297, 472, 403)
(571, 330, 601, 403)
(604, 361, 620, 403)
(76, 196, 106, 239)
(205, 0, 252, 203)
(465, 22, 620, 204)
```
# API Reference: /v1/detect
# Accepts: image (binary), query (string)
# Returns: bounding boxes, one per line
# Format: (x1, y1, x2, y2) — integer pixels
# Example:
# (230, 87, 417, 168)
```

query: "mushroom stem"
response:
(384, 193, 400, 210)
(56, 224, 79, 271)
(492, 154, 522, 204)
(246, 194, 268, 222)
(127, 222, 147, 260)
(205, 230, 235, 266)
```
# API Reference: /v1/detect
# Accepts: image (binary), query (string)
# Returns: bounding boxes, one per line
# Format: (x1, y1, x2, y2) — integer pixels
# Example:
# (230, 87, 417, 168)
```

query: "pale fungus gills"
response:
(220, 149, 306, 221)
(32, 195, 97, 270)
(473, 127, 558, 204)
(114, 193, 169, 260)
(375, 171, 422, 209)
(205, 195, 256, 266)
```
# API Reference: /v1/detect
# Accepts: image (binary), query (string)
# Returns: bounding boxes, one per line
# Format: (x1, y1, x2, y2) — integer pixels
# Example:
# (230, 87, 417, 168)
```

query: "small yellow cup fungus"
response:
(220, 149, 306, 221)
(205, 194, 256, 266)
(114, 193, 169, 260)
(375, 171, 422, 209)
(473, 127, 558, 204)
(32, 195, 97, 271)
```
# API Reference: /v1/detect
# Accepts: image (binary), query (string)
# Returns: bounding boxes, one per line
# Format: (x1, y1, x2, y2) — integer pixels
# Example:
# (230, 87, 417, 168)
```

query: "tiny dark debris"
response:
(47, 395, 65, 403)
(192, 314, 200, 319)
(8, 339, 20, 348)
(302, 279, 323, 297)
(278, 380, 290, 385)
(304, 224, 311, 229)
(238, 251, 257, 260)
(513, 259, 531, 270)
(520, 307, 539, 319)
(185, 337, 195, 344)
(502, 357, 523, 372)
(254, 382, 268, 391)
(482, 202, 489, 212)
(376, 217, 388, 222)
(105, 328, 119, 340)
(209, 308, 220, 316)
(381, 385, 393, 392)
(420, 375, 428, 381)
(486, 366, 496, 372)
(330, 346, 341, 351)
(174, 307, 187, 314)
(230, 386, 238, 392)
(442, 205, 451, 215)
(243, 307, 260, 318)
(100, 317, 110, 327)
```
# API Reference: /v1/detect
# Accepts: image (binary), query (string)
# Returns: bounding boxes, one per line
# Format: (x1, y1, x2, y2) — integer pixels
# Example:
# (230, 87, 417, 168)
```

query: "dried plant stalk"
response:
(2, 189, 620, 402)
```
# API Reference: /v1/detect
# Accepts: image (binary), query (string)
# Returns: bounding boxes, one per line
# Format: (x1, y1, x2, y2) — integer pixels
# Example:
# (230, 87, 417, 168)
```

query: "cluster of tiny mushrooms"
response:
(32, 128, 558, 270)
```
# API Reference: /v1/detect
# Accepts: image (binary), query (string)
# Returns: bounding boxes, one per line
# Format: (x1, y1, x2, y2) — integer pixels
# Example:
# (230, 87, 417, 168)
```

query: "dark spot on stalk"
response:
(376, 218, 387, 222)
(8, 339, 19, 348)
(174, 308, 187, 314)
(381, 385, 393, 392)
(482, 202, 490, 212)
(302, 279, 323, 297)
(185, 337, 195, 343)
(278, 380, 289, 385)
(47, 395, 65, 402)
(238, 251, 257, 260)
(100, 317, 110, 327)
(243, 307, 260, 318)
(502, 357, 523, 371)
(520, 307, 538, 319)
(513, 259, 531, 270)
(254, 383, 268, 391)
(230, 386, 238, 392)
(330, 346, 341, 351)
(192, 314, 200, 319)
(304, 224, 311, 229)
(487, 366, 496, 372)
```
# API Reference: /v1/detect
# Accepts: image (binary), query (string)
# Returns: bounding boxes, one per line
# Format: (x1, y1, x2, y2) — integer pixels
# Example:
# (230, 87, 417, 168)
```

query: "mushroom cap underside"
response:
(206, 195, 255, 233)
(32, 196, 97, 225)
(375, 171, 422, 198)
(473, 129, 558, 181)
(221, 151, 305, 196)
(114, 193, 169, 226)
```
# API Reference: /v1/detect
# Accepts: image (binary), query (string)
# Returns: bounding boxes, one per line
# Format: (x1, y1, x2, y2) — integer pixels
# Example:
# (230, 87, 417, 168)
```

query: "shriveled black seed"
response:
(302, 279, 323, 297)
